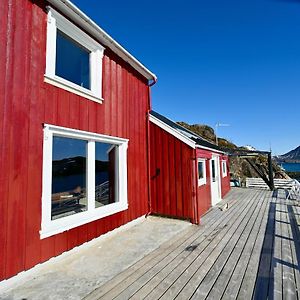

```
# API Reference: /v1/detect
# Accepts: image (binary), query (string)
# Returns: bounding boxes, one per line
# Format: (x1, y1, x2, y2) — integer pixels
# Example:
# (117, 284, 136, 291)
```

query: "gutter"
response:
(47, 0, 157, 83)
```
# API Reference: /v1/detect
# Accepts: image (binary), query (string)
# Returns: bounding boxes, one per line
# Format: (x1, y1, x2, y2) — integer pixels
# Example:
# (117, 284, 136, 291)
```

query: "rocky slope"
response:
(177, 122, 288, 183)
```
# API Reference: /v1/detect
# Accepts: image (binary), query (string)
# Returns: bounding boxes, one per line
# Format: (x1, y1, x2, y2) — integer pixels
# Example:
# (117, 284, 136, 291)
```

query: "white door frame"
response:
(210, 154, 222, 206)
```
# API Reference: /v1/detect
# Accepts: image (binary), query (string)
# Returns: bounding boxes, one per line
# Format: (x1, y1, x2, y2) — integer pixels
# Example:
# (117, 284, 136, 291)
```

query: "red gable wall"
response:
(0, 0, 150, 280)
(149, 123, 196, 222)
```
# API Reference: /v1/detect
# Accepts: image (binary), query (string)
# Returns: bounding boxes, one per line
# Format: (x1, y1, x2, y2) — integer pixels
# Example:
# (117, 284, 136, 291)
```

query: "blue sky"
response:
(72, 0, 300, 155)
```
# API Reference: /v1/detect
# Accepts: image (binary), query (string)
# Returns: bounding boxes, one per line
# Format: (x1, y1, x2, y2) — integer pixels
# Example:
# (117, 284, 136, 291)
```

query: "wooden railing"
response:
(246, 177, 300, 200)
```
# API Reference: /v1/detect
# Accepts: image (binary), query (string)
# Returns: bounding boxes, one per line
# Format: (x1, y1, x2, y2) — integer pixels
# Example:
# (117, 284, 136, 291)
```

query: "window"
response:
(41, 125, 128, 238)
(211, 159, 216, 182)
(45, 8, 104, 103)
(198, 159, 207, 186)
(222, 160, 228, 177)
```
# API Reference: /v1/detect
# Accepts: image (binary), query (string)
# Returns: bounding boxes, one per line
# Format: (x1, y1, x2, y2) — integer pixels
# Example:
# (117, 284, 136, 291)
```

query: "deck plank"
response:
(267, 192, 283, 300)
(281, 194, 297, 300)
(206, 190, 269, 300)
(183, 191, 265, 299)
(129, 190, 260, 300)
(107, 191, 258, 300)
(166, 191, 261, 300)
(83, 188, 300, 300)
(84, 189, 249, 300)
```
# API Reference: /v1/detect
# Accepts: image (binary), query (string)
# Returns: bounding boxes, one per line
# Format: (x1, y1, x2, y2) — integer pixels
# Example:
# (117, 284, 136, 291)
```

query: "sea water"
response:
(282, 163, 300, 181)
(282, 163, 300, 172)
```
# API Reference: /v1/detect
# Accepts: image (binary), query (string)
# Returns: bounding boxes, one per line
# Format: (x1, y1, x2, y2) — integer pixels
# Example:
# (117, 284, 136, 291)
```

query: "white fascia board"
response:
(46, 0, 157, 82)
(196, 144, 226, 154)
(149, 115, 196, 149)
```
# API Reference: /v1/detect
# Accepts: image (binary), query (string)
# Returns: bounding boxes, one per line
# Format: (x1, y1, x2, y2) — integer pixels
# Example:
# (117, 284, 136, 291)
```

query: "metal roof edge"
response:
(195, 145, 226, 154)
(149, 114, 196, 149)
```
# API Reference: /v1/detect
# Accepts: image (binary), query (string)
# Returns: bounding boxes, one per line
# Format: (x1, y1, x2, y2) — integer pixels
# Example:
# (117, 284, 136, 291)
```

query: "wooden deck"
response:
(84, 188, 300, 300)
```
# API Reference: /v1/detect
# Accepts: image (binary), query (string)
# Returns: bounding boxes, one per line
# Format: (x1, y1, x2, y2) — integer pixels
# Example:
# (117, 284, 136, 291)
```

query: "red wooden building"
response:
(149, 111, 231, 224)
(0, 0, 156, 281)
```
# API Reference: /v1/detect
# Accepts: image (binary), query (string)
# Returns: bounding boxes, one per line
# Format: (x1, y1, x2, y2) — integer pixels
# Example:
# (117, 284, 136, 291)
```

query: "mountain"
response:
(276, 146, 300, 163)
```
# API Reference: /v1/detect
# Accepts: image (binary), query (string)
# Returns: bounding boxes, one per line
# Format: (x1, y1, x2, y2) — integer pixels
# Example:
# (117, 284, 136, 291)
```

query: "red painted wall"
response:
(0, 0, 150, 280)
(220, 155, 231, 198)
(195, 149, 231, 220)
(149, 123, 195, 222)
(196, 149, 212, 219)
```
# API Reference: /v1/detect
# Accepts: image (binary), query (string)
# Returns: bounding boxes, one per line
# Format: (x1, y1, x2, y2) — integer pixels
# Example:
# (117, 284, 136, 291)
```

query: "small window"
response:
(41, 125, 128, 239)
(198, 159, 207, 186)
(56, 30, 91, 89)
(222, 160, 228, 177)
(211, 159, 216, 182)
(45, 8, 104, 103)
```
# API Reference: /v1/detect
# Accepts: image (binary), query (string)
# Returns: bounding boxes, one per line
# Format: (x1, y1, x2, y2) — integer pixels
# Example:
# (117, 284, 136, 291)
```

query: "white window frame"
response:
(45, 8, 105, 103)
(41, 124, 128, 239)
(222, 160, 228, 177)
(198, 158, 207, 186)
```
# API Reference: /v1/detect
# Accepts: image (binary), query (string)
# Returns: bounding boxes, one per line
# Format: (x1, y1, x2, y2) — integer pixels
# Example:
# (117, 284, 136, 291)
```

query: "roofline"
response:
(196, 145, 226, 154)
(47, 0, 157, 82)
(149, 114, 196, 149)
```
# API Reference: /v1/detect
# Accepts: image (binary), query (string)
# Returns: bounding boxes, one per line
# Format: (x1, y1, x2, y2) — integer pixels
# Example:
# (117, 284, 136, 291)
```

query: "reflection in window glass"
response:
(95, 142, 117, 208)
(56, 30, 90, 89)
(198, 161, 204, 180)
(211, 160, 216, 182)
(51, 137, 87, 220)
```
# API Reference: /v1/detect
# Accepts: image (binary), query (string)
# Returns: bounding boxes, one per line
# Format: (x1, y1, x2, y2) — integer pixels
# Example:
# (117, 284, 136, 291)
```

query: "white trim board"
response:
(149, 114, 196, 149)
(46, 0, 156, 82)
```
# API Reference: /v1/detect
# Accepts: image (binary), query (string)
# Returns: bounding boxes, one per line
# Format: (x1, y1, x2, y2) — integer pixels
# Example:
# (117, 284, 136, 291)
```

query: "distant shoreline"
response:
(286, 171, 300, 181)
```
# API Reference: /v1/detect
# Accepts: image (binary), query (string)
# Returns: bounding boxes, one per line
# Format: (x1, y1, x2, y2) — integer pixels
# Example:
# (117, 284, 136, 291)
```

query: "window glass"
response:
(56, 30, 90, 89)
(95, 142, 118, 208)
(51, 136, 87, 220)
(222, 161, 227, 176)
(211, 160, 216, 182)
(198, 161, 204, 180)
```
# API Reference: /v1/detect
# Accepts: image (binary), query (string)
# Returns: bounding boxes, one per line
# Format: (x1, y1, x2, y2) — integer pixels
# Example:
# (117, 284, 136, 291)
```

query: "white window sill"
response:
(198, 179, 207, 187)
(40, 202, 128, 239)
(44, 75, 104, 104)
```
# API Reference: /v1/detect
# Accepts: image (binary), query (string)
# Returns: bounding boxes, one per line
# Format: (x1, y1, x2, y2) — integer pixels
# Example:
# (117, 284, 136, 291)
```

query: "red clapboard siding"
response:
(149, 123, 194, 221)
(0, 0, 150, 280)
(221, 155, 231, 198)
(196, 159, 212, 218)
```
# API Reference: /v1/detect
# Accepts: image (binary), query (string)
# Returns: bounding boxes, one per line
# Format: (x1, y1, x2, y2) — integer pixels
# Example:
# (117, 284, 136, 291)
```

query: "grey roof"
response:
(150, 111, 222, 152)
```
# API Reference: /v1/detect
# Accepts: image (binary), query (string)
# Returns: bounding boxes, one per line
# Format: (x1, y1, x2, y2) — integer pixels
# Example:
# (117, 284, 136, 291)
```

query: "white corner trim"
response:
(0, 215, 146, 293)
(149, 115, 196, 149)
(46, 1, 156, 82)
(44, 76, 104, 104)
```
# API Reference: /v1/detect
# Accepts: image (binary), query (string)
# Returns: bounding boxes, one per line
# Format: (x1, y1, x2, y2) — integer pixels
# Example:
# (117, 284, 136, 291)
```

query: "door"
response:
(210, 155, 221, 206)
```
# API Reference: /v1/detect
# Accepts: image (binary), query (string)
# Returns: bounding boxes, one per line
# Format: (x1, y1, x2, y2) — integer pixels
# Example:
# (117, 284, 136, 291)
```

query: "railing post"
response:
(268, 152, 275, 191)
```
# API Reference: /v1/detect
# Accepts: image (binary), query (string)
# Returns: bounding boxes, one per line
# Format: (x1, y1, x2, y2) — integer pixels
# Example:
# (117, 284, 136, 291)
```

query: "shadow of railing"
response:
(253, 194, 300, 300)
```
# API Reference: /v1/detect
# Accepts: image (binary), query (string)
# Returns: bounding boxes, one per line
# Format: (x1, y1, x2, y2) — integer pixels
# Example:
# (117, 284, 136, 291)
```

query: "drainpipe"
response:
(145, 79, 157, 217)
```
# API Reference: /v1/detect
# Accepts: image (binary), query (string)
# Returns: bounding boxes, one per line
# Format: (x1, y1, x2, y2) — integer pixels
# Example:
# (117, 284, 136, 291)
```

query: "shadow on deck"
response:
(254, 189, 300, 300)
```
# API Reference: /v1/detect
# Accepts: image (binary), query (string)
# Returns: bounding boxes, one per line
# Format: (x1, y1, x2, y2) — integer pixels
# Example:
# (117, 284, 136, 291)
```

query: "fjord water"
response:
(282, 163, 300, 172)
